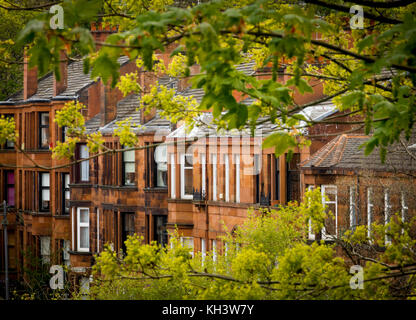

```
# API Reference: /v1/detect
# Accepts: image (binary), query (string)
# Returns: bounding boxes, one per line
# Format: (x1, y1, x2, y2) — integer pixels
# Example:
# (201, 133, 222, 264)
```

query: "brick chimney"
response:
(100, 82, 119, 127)
(91, 22, 118, 49)
(23, 50, 38, 100)
(53, 51, 68, 96)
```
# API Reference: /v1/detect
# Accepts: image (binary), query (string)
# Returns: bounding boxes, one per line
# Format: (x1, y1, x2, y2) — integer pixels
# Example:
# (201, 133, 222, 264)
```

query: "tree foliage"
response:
(5, 0, 414, 161)
(89, 188, 416, 300)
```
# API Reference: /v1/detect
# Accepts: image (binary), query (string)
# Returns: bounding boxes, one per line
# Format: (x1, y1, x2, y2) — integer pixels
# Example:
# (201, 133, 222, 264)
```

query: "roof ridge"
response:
(313, 135, 344, 167)
(331, 134, 348, 166)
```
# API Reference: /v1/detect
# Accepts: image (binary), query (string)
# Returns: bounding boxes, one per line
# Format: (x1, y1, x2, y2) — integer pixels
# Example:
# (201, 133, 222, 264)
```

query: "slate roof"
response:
(167, 98, 336, 139)
(86, 93, 171, 135)
(176, 61, 256, 104)
(301, 133, 416, 173)
(4, 56, 130, 103)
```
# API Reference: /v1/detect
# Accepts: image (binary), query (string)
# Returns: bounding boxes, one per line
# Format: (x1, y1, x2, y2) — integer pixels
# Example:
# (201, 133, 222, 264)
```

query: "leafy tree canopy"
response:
(10, 0, 416, 161)
(89, 188, 416, 300)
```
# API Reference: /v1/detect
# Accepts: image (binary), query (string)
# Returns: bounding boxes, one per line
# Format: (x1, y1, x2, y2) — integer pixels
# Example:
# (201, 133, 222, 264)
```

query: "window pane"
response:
(184, 168, 193, 195)
(157, 170, 167, 187)
(41, 173, 50, 187)
(324, 203, 336, 235)
(64, 174, 70, 188)
(42, 189, 50, 201)
(80, 145, 89, 159)
(124, 150, 135, 162)
(6, 139, 14, 148)
(79, 209, 89, 223)
(79, 227, 89, 249)
(40, 128, 49, 148)
(40, 113, 49, 126)
(125, 162, 135, 173)
(182, 237, 194, 249)
(65, 190, 70, 201)
(7, 171, 14, 184)
(185, 155, 193, 167)
(63, 240, 70, 263)
(124, 172, 135, 185)
(40, 236, 51, 256)
(7, 187, 15, 206)
(81, 160, 89, 181)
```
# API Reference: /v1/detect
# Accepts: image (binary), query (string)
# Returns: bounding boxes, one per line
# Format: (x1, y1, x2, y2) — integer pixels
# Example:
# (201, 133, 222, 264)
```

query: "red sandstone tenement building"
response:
(0, 26, 415, 294)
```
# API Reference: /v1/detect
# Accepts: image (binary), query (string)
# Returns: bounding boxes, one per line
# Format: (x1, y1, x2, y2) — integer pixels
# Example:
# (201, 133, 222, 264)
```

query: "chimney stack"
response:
(53, 51, 68, 96)
(91, 22, 118, 49)
(100, 82, 119, 127)
(23, 50, 38, 100)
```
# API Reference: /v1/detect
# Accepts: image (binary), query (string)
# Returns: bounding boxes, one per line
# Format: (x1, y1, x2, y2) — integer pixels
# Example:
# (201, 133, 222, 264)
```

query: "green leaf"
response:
(262, 132, 297, 157)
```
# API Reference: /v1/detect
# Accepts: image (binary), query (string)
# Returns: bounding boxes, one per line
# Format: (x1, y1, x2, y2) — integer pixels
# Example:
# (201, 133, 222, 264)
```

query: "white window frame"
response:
(201, 154, 206, 196)
(385, 189, 392, 245)
(201, 238, 206, 264)
(321, 185, 338, 240)
(367, 187, 373, 239)
(235, 154, 240, 203)
(170, 153, 176, 199)
(212, 239, 217, 263)
(224, 241, 229, 257)
(180, 153, 193, 199)
(224, 154, 229, 202)
(77, 207, 90, 252)
(212, 154, 217, 201)
(349, 186, 357, 229)
(307, 185, 315, 240)
(401, 192, 408, 223)
(97, 208, 100, 253)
